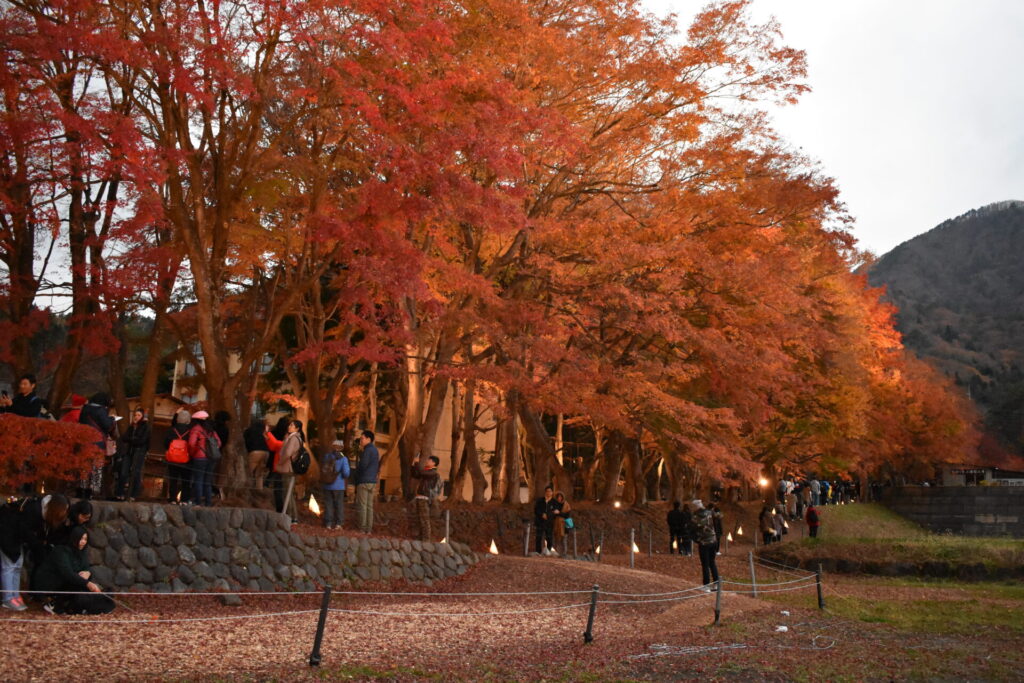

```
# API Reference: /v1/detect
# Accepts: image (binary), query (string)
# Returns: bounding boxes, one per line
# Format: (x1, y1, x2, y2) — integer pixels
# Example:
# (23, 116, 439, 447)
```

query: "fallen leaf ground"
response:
(2, 549, 1022, 681)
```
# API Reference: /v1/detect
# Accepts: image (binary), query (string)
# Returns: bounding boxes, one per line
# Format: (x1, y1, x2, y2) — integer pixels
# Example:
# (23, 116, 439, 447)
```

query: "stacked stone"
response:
(85, 502, 480, 593)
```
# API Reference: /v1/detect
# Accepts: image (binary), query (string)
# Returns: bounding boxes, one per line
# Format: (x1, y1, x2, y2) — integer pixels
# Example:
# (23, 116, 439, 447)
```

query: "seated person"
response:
(34, 526, 114, 615)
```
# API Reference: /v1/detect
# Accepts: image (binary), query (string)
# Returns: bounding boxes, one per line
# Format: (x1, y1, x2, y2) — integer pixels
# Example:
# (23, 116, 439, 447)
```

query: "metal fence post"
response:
(308, 585, 333, 667)
(524, 522, 531, 557)
(573, 527, 578, 559)
(714, 578, 722, 625)
(444, 509, 450, 542)
(598, 529, 604, 563)
(816, 564, 825, 610)
(583, 584, 599, 644)
(748, 551, 758, 598)
(622, 528, 630, 573)
(648, 529, 652, 558)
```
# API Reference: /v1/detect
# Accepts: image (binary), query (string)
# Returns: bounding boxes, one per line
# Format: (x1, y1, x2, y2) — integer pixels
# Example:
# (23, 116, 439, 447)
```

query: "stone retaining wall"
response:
(881, 486, 1024, 538)
(83, 502, 480, 593)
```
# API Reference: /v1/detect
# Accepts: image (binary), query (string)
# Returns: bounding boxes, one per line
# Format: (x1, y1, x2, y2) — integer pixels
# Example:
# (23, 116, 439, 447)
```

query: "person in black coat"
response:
(34, 526, 114, 615)
(78, 393, 116, 499)
(533, 486, 556, 555)
(52, 500, 93, 547)
(115, 408, 151, 501)
(667, 501, 686, 555)
(0, 373, 42, 418)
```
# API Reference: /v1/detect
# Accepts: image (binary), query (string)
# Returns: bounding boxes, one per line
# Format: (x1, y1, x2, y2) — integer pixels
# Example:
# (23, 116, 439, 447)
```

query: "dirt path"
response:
(1, 553, 1021, 681)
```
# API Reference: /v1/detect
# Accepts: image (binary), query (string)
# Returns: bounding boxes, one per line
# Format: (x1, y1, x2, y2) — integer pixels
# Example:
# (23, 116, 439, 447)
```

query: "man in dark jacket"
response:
(692, 500, 721, 589)
(78, 393, 115, 499)
(667, 501, 687, 555)
(0, 374, 42, 418)
(534, 486, 556, 555)
(353, 430, 380, 533)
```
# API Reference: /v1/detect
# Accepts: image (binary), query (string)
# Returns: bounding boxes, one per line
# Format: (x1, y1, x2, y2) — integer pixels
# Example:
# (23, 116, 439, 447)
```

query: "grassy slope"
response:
(773, 503, 1024, 567)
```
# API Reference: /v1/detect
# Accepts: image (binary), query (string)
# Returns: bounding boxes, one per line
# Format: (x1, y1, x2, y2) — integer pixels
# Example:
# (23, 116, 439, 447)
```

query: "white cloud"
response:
(643, 0, 1024, 254)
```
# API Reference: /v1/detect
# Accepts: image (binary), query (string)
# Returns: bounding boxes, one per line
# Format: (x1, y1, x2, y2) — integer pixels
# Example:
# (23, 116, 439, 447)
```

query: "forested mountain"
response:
(868, 201, 1024, 459)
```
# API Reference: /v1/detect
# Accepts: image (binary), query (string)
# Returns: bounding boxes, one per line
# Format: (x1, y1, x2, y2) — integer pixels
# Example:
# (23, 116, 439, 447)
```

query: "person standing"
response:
(809, 478, 820, 506)
(353, 430, 380, 533)
(759, 504, 775, 545)
(115, 408, 150, 501)
(244, 418, 270, 489)
(267, 420, 304, 523)
(667, 500, 686, 554)
(186, 411, 220, 507)
(551, 492, 571, 551)
(692, 500, 720, 589)
(410, 455, 440, 541)
(320, 440, 350, 529)
(78, 393, 116, 499)
(805, 503, 821, 538)
(0, 373, 42, 418)
(164, 409, 192, 504)
(533, 486, 555, 555)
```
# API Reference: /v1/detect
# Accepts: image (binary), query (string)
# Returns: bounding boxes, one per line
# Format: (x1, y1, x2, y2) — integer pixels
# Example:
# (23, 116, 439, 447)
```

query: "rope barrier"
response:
(600, 585, 706, 598)
(327, 602, 592, 618)
(13, 587, 592, 598)
(0, 608, 322, 625)
(721, 574, 815, 588)
(599, 591, 712, 605)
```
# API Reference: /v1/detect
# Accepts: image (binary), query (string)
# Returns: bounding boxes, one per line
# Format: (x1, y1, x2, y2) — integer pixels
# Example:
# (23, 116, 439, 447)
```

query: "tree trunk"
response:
(600, 431, 626, 503)
(502, 392, 520, 505)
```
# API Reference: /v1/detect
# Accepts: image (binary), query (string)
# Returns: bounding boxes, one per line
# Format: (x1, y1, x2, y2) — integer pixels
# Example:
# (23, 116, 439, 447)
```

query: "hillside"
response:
(868, 200, 1024, 458)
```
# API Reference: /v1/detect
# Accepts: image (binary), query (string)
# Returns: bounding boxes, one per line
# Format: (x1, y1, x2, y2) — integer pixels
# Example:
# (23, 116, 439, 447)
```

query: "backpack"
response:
(695, 510, 717, 545)
(292, 442, 311, 475)
(319, 452, 339, 485)
(166, 438, 189, 464)
(428, 474, 444, 501)
(204, 431, 223, 462)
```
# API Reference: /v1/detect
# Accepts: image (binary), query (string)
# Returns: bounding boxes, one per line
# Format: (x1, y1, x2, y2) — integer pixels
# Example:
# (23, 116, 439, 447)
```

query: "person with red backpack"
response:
(164, 409, 192, 504)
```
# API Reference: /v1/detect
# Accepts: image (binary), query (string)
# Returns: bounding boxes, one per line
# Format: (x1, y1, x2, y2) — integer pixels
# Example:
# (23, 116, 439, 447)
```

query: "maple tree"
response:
(0, 0, 978, 501)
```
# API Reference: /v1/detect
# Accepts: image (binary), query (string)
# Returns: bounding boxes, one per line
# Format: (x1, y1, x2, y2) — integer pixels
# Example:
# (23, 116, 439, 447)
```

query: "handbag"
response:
(564, 516, 574, 530)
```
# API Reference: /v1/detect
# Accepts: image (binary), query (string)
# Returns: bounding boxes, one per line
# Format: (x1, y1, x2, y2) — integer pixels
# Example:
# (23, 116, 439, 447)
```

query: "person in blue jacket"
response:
(321, 439, 351, 529)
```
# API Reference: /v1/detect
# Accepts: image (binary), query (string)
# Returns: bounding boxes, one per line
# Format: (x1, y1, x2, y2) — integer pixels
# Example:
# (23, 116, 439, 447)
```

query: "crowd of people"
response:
(0, 493, 113, 615)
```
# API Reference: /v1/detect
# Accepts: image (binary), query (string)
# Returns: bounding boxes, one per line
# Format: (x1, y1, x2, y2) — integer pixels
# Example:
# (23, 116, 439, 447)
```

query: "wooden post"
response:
(714, 578, 722, 625)
(583, 584, 599, 644)
(308, 585, 333, 667)
(647, 529, 652, 558)
(629, 528, 635, 569)
(816, 564, 825, 609)
(748, 551, 758, 598)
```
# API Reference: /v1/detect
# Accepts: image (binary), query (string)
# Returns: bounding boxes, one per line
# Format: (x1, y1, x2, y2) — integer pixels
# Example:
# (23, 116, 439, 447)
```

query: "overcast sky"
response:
(643, 0, 1024, 256)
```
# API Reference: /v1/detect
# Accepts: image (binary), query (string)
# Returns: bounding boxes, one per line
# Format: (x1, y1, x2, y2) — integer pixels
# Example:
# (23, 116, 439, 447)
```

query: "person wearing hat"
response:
(320, 440, 351, 530)
(60, 394, 87, 423)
